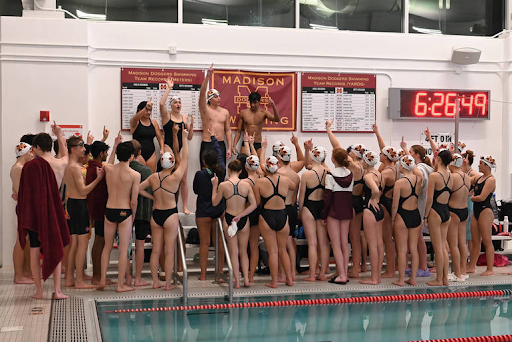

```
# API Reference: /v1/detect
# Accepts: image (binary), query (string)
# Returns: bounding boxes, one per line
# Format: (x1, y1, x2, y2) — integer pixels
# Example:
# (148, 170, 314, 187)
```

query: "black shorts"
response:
(134, 219, 151, 241)
(95, 220, 104, 238)
(253, 142, 262, 152)
(105, 208, 133, 223)
(28, 231, 41, 248)
(200, 140, 226, 169)
(67, 198, 90, 235)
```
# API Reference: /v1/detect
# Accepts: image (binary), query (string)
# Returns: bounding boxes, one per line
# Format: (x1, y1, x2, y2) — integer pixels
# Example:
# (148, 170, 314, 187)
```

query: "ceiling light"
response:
(201, 18, 228, 26)
(76, 9, 106, 20)
(310, 23, 338, 31)
(412, 26, 442, 35)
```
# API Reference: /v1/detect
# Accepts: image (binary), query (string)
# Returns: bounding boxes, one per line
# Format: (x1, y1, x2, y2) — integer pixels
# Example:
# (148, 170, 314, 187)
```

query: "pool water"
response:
(96, 285, 512, 342)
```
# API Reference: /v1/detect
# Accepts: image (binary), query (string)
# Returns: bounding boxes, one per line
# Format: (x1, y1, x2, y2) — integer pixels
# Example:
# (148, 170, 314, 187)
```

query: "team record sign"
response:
(301, 72, 376, 133)
(388, 88, 490, 120)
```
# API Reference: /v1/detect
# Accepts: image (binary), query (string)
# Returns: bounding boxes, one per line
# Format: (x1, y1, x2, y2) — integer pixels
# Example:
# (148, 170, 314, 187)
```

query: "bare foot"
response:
(359, 278, 379, 285)
(361, 264, 368, 272)
(14, 277, 34, 284)
(54, 291, 69, 300)
(302, 277, 316, 282)
(316, 274, 327, 281)
(427, 280, 444, 286)
(65, 279, 75, 287)
(381, 272, 395, 278)
(481, 270, 494, 276)
(125, 276, 133, 286)
(265, 282, 278, 289)
(392, 280, 404, 287)
(96, 282, 106, 291)
(153, 282, 165, 289)
(466, 267, 476, 273)
(277, 275, 286, 283)
(286, 278, 294, 286)
(164, 284, 176, 291)
(348, 272, 360, 279)
(430, 267, 437, 273)
(184, 208, 191, 215)
(83, 274, 92, 281)
(234, 282, 240, 289)
(244, 280, 250, 288)
(30, 292, 43, 299)
(405, 278, 416, 286)
(116, 284, 135, 293)
(198, 275, 207, 281)
(134, 280, 151, 287)
(292, 275, 297, 281)
(74, 281, 97, 289)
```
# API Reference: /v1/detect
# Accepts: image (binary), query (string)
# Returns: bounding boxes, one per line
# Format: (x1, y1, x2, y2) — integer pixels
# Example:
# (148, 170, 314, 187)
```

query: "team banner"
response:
(211, 70, 297, 131)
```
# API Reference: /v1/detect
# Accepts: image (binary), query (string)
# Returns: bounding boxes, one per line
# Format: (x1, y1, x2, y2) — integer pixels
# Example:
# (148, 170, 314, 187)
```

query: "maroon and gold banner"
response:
(211, 70, 297, 131)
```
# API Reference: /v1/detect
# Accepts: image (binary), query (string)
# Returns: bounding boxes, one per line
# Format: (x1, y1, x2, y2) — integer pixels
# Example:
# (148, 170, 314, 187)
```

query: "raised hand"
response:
(207, 63, 214, 77)
(114, 131, 123, 146)
(147, 97, 153, 109)
(51, 120, 62, 137)
(261, 136, 268, 149)
(102, 126, 110, 141)
(304, 139, 313, 151)
(424, 126, 431, 138)
(243, 130, 250, 143)
(165, 76, 174, 89)
(249, 132, 255, 145)
(173, 123, 180, 135)
(268, 96, 275, 106)
(325, 119, 334, 130)
(87, 131, 94, 145)
(211, 174, 219, 188)
(372, 123, 379, 133)
(290, 132, 298, 145)
(207, 122, 215, 137)
(400, 136, 407, 150)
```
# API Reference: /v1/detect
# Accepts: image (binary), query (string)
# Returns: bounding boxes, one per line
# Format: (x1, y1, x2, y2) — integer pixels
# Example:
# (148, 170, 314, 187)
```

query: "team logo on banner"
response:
(211, 70, 296, 131)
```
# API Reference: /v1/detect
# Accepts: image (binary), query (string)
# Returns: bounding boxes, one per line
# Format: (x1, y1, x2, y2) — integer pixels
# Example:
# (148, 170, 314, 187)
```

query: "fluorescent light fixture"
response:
(201, 18, 228, 26)
(300, 0, 336, 14)
(412, 26, 442, 35)
(76, 9, 106, 20)
(310, 23, 338, 31)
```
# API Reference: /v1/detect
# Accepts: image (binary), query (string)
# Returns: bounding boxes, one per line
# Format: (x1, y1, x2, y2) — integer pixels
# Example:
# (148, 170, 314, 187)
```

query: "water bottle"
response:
(504, 216, 509, 233)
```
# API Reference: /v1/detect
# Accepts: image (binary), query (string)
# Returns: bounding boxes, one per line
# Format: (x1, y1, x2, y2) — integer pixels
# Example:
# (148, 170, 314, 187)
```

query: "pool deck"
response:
(1, 265, 512, 341)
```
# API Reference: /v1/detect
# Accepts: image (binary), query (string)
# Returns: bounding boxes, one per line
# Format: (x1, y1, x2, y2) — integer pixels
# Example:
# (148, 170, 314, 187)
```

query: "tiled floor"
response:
(2, 265, 512, 341)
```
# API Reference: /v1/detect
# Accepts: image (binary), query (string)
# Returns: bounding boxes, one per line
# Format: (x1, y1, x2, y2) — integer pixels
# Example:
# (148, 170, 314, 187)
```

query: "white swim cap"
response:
(363, 151, 378, 167)
(350, 144, 366, 159)
(272, 141, 285, 156)
(310, 146, 326, 163)
(161, 152, 175, 169)
(169, 96, 180, 105)
(15, 142, 31, 158)
(382, 146, 400, 162)
(400, 155, 415, 170)
(207, 89, 220, 102)
(246, 155, 260, 171)
(265, 156, 279, 173)
(450, 153, 463, 168)
(276, 146, 292, 162)
(480, 155, 496, 169)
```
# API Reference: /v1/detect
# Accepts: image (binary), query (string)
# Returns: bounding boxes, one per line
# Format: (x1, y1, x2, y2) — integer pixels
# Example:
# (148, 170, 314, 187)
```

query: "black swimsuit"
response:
(363, 172, 384, 222)
(225, 180, 249, 231)
(431, 172, 451, 223)
(449, 173, 470, 222)
(246, 177, 261, 227)
(152, 172, 179, 227)
(260, 176, 288, 232)
(303, 169, 326, 220)
(473, 176, 494, 220)
(132, 120, 157, 161)
(352, 164, 365, 214)
(397, 177, 421, 229)
(163, 118, 183, 151)
(380, 167, 395, 215)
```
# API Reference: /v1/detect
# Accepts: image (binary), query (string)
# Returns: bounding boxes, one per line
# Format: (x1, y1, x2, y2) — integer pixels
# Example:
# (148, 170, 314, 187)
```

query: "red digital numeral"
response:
(445, 92, 457, 116)
(475, 93, 487, 116)
(432, 92, 444, 116)
(461, 95, 474, 116)
(414, 92, 428, 116)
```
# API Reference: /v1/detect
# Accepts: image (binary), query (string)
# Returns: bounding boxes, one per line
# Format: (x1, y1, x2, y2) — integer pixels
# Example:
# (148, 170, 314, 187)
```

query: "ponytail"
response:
(411, 144, 432, 167)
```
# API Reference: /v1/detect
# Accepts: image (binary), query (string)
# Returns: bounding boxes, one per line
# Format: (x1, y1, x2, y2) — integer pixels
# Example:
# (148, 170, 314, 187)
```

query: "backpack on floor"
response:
(477, 253, 510, 267)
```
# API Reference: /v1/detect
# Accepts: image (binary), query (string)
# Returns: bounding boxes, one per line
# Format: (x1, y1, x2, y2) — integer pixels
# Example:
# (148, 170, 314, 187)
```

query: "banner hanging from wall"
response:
(301, 72, 376, 133)
(121, 68, 204, 131)
(211, 70, 297, 131)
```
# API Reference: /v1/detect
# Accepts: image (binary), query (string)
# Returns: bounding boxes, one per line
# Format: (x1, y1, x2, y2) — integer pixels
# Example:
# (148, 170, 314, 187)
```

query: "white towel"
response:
(227, 221, 238, 237)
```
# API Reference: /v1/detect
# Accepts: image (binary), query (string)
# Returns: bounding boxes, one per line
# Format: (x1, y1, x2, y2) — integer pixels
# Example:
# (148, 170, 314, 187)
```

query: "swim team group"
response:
(11, 65, 498, 299)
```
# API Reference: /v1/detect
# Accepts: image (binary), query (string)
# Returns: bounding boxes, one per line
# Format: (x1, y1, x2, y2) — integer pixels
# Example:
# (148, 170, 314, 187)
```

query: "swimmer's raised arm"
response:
(290, 132, 305, 173)
(108, 131, 122, 164)
(425, 127, 438, 153)
(199, 65, 213, 120)
(185, 114, 194, 141)
(51, 121, 68, 161)
(265, 97, 280, 123)
(159, 76, 173, 124)
(240, 130, 250, 156)
(372, 123, 386, 151)
(101, 126, 109, 142)
(174, 128, 189, 179)
(326, 119, 341, 149)
(130, 97, 152, 132)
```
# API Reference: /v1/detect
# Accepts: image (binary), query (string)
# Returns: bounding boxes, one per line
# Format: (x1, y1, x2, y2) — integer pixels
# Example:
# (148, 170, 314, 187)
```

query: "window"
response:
(300, 0, 402, 32)
(57, 0, 178, 22)
(409, 0, 504, 36)
(183, 0, 295, 28)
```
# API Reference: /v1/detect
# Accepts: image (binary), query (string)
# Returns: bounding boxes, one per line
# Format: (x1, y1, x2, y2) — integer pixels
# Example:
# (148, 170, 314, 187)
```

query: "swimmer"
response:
(425, 150, 454, 286)
(98, 142, 140, 292)
(467, 156, 496, 276)
(232, 92, 280, 155)
(447, 153, 471, 281)
(139, 126, 190, 290)
(17, 132, 70, 300)
(212, 160, 257, 288)
(11, 141, 34, 284)
(63, 136, 105, 289)
(199, 64, 232, 167)
(130, 97, 165, 172)
(372, 124, 398, 278)
(321, 147, 353, 285)
(299, 146, 329, 282)
(160, 76, 194, 214)
(254, 156, 296, 288)
(359, 151, 384, 285)
(391, 155, 422, 287)
(461, 149, 478, 259)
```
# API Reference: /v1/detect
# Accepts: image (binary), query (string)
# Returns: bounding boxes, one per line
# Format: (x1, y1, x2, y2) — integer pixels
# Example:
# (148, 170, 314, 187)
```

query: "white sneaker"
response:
(462, 274, 470, 280)
(447, 273, 457, 281)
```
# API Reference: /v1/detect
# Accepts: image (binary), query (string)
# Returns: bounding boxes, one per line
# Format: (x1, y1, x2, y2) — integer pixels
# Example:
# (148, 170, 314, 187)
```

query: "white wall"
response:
(0, 16, 509, 266)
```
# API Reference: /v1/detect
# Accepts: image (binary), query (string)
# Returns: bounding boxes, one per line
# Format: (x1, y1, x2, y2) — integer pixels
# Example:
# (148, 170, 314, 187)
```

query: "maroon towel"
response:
(17, 157, 70, 280)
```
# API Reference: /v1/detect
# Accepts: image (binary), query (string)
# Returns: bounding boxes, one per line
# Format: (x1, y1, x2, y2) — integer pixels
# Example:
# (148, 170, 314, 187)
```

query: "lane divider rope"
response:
(411, 335, 512, 342)
(104, 289, 511, 314)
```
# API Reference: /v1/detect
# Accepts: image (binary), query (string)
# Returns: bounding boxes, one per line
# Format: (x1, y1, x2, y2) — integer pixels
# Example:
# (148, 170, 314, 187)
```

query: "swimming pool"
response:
(96, 285, 512, 342)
